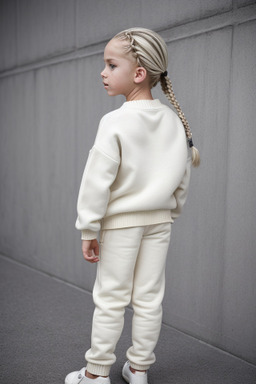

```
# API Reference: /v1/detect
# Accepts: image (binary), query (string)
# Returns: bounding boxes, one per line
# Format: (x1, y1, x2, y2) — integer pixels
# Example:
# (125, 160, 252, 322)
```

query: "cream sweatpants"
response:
(86, 222, 172, 377)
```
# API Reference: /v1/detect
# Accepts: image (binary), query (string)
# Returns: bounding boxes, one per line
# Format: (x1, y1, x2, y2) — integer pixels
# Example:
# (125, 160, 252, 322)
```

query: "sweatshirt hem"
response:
(101, 210, 173, 230)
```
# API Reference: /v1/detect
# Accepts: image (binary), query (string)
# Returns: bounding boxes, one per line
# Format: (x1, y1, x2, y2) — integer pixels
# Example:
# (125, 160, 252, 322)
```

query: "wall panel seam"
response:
(0, 4, 256, 79)
(15, 0, 18, 68)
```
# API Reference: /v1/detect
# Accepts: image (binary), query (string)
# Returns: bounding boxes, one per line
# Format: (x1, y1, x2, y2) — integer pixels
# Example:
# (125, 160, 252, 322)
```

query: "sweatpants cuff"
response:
(86, 363, 111, 376)
(130, 362, 151, 371)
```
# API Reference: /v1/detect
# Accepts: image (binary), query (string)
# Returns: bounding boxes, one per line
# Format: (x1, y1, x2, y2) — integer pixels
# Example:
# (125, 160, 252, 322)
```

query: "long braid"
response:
(160, 75, 200, 167)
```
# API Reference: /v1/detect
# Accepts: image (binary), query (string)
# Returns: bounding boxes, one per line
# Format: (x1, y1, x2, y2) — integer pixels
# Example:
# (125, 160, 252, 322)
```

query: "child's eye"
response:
(109, 64, 116, 70)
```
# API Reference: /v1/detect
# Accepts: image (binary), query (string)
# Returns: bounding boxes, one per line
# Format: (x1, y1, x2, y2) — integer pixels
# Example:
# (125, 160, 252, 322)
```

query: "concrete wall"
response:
(0, 0, 256, 365)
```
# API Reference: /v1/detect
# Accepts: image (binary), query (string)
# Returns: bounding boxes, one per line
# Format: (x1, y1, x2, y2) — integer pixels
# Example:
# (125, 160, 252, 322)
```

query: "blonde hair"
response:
(114, 27, 200, 167)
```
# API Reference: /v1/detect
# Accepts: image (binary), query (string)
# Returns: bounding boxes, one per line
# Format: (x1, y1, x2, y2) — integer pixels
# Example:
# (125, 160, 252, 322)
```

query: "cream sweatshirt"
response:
(76, 99, 191, 240)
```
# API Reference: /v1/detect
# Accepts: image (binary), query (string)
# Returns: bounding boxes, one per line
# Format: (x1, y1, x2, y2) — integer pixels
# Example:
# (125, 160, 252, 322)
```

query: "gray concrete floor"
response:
(0, 255, 256, 384)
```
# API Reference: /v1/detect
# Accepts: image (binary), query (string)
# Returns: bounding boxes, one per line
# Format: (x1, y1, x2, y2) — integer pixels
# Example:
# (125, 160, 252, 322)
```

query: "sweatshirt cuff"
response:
(81, 230, 98, 240)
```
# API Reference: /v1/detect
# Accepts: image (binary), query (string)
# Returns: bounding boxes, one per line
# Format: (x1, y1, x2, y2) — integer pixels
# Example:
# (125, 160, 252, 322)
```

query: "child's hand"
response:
(82, 239, 100, 263)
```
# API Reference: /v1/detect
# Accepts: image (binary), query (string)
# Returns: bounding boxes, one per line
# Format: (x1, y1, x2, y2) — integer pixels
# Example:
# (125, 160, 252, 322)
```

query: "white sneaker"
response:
(65, 367, 111, 384)
(122, 361, 148, 384)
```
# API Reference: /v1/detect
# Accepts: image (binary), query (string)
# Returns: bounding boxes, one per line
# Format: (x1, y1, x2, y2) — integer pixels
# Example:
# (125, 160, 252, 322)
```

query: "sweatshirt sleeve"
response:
(171, 156, 191, 220)
(75, 114, 121, 240)
(75, 145, 120, 240)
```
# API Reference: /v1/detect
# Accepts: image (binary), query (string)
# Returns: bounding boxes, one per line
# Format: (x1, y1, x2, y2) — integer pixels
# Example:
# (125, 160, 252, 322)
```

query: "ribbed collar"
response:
(121, 99, 163, 110)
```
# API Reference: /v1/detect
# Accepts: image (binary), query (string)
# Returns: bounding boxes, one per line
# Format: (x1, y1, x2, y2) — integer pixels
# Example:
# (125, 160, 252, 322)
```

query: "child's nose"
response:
(101, 68, 107, 78)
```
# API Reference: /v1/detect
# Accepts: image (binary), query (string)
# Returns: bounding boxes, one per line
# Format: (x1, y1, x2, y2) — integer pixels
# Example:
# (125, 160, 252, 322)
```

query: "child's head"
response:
(103, 27, 200, 166)
(114, 28, 168, 89)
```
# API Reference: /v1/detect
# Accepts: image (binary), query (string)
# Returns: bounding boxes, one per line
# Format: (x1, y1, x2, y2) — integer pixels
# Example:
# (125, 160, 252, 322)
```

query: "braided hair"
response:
(114, 27, 200, 167)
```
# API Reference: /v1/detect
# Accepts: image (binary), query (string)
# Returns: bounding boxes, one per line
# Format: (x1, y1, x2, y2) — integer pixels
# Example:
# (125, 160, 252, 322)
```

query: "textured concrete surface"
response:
(1, 255, 256, 384)
(1, 0, 256, 365)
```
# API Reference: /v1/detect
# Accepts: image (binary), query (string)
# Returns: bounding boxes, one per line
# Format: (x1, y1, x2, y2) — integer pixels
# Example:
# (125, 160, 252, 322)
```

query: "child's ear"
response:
(134, 67, 147, 84)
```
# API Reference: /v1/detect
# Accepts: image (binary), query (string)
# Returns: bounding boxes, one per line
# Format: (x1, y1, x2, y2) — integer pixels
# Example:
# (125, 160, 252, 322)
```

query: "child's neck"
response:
(126, 88, 153, 102)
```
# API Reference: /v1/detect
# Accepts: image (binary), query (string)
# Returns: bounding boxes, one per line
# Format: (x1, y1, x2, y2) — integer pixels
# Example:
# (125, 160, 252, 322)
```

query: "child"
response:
(65, 27, 200, 384)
